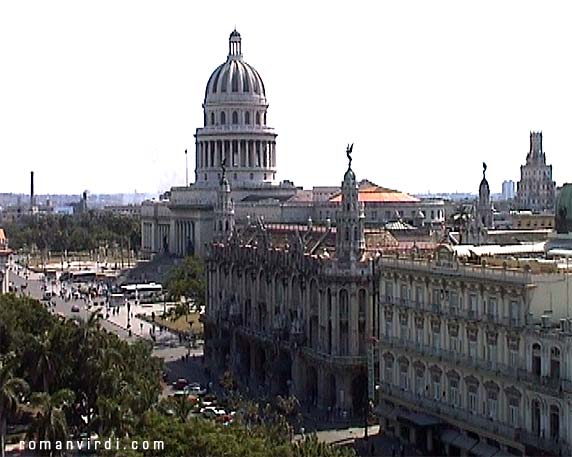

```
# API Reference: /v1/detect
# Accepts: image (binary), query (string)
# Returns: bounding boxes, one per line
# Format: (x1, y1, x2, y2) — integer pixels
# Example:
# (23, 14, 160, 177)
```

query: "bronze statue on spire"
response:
(346, 143, 354, 169)
(482, 161, 487, 178)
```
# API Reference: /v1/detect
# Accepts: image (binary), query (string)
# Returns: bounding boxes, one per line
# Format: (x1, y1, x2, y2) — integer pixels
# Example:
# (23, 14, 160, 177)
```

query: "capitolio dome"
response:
(204, 30, 267, 104)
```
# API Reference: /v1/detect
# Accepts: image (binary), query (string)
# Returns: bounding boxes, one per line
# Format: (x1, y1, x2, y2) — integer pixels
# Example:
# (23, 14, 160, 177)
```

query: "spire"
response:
(228, 29, 242, 59)
(337, 143, 365, 263)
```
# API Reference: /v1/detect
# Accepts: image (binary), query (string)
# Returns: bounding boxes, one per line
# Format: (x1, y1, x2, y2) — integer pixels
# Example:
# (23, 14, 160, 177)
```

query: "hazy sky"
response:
(2, 1, 572, 196)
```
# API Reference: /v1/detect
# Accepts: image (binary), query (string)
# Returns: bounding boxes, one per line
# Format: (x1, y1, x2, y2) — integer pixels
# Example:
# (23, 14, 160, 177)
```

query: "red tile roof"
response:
(329, 180, 420, 204)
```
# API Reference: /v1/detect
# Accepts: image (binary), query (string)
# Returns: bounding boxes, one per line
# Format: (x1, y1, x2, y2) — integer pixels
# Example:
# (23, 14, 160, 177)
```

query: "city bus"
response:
(120, 283, 163, 303)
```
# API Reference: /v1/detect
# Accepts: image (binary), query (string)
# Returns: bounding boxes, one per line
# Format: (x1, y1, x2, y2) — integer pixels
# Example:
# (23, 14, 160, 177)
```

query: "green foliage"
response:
(0, 294, 162, 444)
(1, 295, 354, 457)
(164, 256, 206, 306)
(3, 213, 140, 253)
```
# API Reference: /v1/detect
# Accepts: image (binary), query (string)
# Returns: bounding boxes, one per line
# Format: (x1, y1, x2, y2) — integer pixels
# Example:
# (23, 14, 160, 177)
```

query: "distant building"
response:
(516, 132, 556, 212)
(502, 180, 516, 200)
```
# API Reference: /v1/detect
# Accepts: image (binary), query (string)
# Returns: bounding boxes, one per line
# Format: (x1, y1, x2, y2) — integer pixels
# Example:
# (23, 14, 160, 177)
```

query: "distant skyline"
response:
(2, 1, 572, 195)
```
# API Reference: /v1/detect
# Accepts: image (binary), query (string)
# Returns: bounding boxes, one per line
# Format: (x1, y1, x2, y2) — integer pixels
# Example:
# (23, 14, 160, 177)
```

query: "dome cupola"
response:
(194, 31, 277, 188)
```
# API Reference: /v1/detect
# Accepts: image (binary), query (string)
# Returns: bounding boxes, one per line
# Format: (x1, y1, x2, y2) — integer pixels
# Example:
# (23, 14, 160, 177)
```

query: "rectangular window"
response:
(416, 375, 424, 395)
(416, 327, 424, 345)
(385, 364, 393, 384)
(487, 343, 498, 365)
(385, 319, 393, 337)
(488, 297, 497, 317)
(400, 284, 408, 304)
(433, 381, 441, 401)
(468, 293, 477, 318)
(415, 286, 424, 307)
(510, 300, 519, 324)
(509, 349, 518, 367)
(400, 370, 408, 391)
(449, 383, 459, 407)
(468, 391, 478, 413)
(468, 340, 477, 359)
(488, 397, 498, 419)
(509, 405, 519, 427)
(433, 332, 441, 351)
(401, 324, 409, 341)
(449, 336, 458, 352)
(385, 281, 393, 302)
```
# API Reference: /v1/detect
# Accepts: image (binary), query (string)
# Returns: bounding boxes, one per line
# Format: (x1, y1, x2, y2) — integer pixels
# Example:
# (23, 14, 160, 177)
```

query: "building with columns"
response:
(516, 131, 556, 213)
(140, 30, 446, 259)
(375, 245, 572, 456)
(204, 147, 376, 418)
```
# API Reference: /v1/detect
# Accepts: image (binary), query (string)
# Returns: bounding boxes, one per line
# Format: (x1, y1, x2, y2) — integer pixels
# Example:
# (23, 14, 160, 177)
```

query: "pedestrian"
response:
(391, 445, 396, 457)
(400, 444, 404, 457)
(370, 440, 375, 456)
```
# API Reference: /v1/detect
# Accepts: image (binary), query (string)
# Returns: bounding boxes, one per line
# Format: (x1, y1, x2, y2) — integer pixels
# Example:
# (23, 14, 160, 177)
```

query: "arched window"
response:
(339, 289, 349, 319)
(218, 221, 222, 231)
(245, 112, 250, 124)
(221, 112, 226, 125)
(345, 228, 349, 241)
(211, 112, 215, 125)
(358, 289, 367, 318)
(232, 111, 238, 124)
(264, 112, 267, 125)
(256, 112, 261, 125)
(354, 227, 358, 241)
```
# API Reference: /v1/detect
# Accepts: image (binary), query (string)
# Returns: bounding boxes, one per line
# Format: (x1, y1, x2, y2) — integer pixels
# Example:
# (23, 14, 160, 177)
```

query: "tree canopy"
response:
(3, 213, 140, 253)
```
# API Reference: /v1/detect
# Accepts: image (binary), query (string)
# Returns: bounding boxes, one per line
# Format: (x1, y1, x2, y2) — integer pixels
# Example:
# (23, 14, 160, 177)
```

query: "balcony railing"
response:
(380, 297, 524, 328)
(301, 347, 366, 367)
(379, 383, 519, 444)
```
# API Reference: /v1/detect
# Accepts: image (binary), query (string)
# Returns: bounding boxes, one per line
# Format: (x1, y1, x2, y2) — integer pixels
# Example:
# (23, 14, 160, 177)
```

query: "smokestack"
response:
(30, 171, 35, 212)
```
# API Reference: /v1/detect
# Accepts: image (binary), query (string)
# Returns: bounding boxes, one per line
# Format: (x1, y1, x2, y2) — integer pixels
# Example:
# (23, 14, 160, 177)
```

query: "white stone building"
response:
(140, 31, 446, 258)
(375, 245, 572, 456)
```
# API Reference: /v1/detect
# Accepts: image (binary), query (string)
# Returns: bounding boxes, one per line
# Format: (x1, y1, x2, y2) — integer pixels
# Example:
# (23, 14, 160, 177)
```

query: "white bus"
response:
(121, 283, 163, 303)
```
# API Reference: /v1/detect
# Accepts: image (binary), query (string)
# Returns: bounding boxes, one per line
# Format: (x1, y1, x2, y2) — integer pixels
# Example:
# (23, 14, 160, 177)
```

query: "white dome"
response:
(204, 30, 267, 104)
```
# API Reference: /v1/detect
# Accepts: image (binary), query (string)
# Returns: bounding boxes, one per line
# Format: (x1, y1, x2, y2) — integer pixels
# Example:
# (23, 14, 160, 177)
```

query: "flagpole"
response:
(185, 149, 188, 186)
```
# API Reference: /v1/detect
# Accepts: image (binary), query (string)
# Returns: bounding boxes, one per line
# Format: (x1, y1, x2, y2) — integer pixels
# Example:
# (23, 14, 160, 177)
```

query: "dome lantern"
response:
(228, 29, 242, 59)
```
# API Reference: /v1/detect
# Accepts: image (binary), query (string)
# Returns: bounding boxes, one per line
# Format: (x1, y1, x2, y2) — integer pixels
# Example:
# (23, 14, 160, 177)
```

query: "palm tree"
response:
(0, 358, 29, 457)
(27, 389, 74, 457)
(25, 331, 62, 393)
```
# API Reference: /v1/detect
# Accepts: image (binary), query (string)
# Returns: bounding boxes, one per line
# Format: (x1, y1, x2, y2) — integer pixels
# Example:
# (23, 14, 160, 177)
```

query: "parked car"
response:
(71, 304, 80, 313)
(173, 378, 189, 390)
(185, 385, 207, 396)
(200, 406, 225, 419)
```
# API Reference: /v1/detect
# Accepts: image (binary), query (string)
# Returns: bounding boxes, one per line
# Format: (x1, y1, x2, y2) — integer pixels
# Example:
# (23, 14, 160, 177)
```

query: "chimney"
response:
(30, 171, 35, 212)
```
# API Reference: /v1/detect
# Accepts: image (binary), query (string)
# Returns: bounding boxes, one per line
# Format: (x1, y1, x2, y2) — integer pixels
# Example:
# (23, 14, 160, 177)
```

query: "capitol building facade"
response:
(140, 31, 445, 259)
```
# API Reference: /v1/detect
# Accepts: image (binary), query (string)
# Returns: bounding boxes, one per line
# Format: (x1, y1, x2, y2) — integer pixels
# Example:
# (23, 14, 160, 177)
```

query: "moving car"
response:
(71, 305, 80, 313)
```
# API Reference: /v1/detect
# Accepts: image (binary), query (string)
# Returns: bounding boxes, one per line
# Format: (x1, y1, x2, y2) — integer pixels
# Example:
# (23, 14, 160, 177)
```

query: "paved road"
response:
(7, 264, 208, 389)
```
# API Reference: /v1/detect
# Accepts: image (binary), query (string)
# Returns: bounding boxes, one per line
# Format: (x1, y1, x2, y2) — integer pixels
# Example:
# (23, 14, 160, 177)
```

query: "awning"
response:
(451, 434, 478, 451)
(374, 402, 397, 420)
(441, 429, 460, 445)
(397, 409, 441, 427)
(471, 441, 501, 457)
(440, 429, 478, 451)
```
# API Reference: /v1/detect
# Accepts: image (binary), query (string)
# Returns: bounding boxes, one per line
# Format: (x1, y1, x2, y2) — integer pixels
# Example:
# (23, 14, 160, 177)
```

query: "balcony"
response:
(516, 370, 572, 395)
(301, 347, 366, 367)
(379, 383, 520, 444)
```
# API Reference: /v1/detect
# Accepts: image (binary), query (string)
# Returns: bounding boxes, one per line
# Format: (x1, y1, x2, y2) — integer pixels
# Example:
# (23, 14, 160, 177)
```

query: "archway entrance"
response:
(306, 365, 318, 407)
(351, 373, 368, 417)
